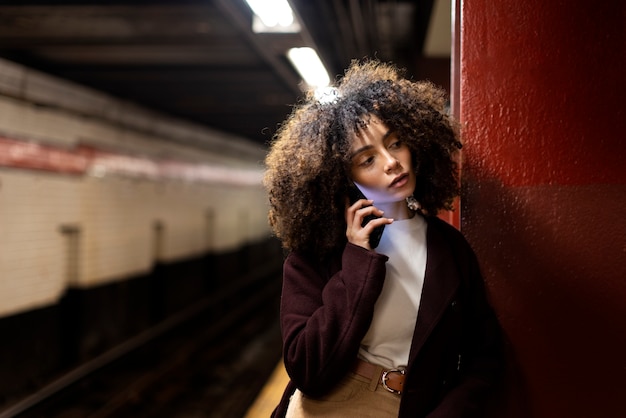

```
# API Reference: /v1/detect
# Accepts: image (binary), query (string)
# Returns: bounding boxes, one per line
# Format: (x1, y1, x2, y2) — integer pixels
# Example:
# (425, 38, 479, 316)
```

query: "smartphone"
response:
(348, 185, 385, 249)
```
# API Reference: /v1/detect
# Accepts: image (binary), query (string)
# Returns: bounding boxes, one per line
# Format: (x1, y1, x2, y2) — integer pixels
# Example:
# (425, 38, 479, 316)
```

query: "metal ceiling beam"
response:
(214, 0, 302, 97)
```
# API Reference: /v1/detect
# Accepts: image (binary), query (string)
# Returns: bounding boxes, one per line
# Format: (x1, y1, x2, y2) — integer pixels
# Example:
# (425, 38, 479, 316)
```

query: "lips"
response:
(389, 173, 409, 188)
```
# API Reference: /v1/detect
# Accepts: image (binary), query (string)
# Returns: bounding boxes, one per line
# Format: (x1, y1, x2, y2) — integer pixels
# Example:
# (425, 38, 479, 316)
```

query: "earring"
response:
(406, 195, 421, 211)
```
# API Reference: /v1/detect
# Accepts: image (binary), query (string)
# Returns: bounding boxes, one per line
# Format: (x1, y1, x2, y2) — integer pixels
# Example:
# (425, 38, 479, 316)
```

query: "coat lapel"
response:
(407, 217, 460, 362)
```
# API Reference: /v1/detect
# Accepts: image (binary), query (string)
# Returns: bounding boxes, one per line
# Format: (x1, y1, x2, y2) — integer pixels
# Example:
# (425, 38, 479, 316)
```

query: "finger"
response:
(362, 216, 393, 232)
(346, 199, 373, 226)
(354, 205, 384, 224)
(347, 198, 373, 212)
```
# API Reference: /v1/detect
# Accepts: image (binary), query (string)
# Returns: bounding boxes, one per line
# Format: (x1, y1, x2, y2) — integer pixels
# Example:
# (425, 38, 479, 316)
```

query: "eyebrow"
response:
(381, 129, 394, 141)
(349, 128, 394, 159)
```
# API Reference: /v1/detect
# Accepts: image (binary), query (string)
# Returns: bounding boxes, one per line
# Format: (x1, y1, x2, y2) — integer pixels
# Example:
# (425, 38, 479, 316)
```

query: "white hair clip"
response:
(315, 86, 340, 104)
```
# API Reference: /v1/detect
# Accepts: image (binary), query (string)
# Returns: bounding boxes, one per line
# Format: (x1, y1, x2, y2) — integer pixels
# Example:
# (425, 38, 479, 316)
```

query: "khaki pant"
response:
(285, 371, 401, 417)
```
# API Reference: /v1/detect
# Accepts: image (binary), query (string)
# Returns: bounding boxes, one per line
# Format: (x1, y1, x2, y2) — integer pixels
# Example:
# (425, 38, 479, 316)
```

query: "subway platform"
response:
(244, 363, 288, 418)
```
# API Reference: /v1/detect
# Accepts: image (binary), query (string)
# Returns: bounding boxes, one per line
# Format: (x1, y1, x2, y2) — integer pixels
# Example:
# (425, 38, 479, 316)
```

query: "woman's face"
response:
(348, 115, 416, 206)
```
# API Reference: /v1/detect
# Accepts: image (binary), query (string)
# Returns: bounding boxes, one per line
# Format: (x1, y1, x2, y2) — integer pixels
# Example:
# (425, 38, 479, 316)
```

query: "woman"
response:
(263, 60, 502, 417)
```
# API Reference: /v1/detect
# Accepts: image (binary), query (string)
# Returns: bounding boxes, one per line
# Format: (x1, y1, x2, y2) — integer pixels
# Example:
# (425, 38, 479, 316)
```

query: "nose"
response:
(383, 153, 400, 173)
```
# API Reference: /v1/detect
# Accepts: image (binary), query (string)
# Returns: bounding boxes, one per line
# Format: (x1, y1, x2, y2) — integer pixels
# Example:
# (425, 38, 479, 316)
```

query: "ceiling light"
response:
(287, 47, 330, 88)
(251, 15, 300, 33)
(245, 0, 295, 28)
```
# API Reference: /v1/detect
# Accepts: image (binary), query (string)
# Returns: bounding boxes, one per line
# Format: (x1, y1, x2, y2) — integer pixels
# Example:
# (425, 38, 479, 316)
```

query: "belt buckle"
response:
(381, 368, 405, 395)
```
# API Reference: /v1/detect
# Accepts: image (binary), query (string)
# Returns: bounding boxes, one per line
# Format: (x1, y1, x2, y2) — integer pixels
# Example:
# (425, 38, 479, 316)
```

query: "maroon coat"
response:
(272, 216, 503, 418)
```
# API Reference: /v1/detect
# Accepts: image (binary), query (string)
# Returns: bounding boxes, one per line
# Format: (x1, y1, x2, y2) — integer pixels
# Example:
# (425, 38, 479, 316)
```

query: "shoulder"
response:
(283, 247, 341, 282)
(425, 215, 479, 267)
(425, 216, 468, 245)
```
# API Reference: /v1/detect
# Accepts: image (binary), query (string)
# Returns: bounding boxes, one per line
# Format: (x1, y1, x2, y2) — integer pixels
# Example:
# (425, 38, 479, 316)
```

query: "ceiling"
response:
(0, 0, 451, 148)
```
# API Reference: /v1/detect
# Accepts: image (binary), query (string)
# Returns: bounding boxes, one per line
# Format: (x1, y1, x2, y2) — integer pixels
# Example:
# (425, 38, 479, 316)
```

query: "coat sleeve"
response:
(280, 243, 388, 396)
(426, 227, 504, 418)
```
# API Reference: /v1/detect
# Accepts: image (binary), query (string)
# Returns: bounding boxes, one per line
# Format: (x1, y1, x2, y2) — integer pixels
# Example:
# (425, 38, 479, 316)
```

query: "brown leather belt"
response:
(352, 359, 406, 395)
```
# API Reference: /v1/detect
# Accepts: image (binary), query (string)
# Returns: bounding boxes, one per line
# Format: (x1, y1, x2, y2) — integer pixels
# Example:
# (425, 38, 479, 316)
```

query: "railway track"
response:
(5, 269, 282, 418)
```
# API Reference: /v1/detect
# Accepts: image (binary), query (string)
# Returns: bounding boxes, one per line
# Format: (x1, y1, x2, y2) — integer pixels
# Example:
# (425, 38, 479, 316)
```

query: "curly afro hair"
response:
(263, 59, 462, 258)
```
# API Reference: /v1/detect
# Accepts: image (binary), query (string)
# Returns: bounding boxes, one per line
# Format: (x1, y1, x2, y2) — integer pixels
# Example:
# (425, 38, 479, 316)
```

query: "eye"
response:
(389, 140, 403, 149)
(358, 155, 375, 167)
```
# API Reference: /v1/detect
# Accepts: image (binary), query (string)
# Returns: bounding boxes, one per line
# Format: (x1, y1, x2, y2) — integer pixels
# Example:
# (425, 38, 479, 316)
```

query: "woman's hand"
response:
(345, 198, 393, 250)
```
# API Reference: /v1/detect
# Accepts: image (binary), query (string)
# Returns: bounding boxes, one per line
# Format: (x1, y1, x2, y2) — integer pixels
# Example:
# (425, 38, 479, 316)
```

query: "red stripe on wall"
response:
(0, 138, 263, 186)
(0, 137, 88, 175)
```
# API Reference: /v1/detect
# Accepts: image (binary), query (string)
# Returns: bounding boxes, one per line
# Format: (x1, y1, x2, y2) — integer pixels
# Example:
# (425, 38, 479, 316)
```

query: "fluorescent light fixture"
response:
(252, 15, 300, 33)
(245, 0, 295, 28)
(287, 47, 330, 88)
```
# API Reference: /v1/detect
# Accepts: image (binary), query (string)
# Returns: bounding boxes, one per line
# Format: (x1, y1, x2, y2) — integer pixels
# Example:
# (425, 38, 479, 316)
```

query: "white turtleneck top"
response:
(357, 214, 427, 369)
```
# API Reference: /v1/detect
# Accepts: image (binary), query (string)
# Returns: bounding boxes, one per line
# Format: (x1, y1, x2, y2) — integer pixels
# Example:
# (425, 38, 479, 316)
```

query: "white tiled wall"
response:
(0, 168, 270, 317)
(0, 58, 272, 318)
(0, 169, 81, 316)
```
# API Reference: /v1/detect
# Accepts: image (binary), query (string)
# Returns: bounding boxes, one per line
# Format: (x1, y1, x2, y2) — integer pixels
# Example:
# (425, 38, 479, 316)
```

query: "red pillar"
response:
(457, 1, 626, 416)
